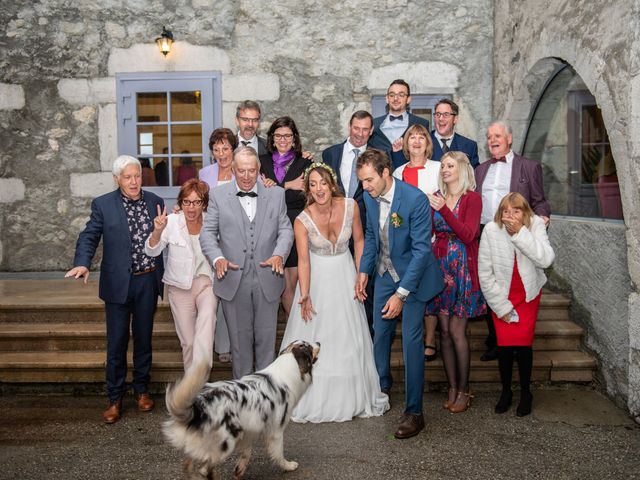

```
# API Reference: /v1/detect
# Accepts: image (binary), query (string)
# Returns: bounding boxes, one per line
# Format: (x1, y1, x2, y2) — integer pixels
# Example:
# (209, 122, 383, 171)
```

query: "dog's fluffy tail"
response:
(165, 360, 210, 424)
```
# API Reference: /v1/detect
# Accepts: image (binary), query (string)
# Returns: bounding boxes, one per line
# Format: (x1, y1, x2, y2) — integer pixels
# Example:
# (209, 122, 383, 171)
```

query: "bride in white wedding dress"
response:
(280, 163, 389, 423)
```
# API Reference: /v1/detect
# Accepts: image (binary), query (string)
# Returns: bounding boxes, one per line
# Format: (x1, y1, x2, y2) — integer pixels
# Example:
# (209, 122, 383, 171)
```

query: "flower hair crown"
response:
(304, 162, 338, 182)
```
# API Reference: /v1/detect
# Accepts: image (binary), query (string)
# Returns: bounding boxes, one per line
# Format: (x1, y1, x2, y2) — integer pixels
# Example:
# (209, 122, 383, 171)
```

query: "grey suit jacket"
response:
(200, 181, 293, 302)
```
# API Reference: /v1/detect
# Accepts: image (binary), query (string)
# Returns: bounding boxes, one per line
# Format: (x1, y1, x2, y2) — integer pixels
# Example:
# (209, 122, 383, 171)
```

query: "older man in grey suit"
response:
(200, 147, 293, 379)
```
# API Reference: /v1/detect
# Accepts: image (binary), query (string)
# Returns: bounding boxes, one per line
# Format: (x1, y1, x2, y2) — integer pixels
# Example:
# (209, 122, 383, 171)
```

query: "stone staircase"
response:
(0, 279, 596, 390)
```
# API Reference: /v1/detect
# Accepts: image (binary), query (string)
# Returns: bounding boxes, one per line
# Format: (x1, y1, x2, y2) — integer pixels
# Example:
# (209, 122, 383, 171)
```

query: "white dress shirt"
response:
(380, 112, 409, 144)
(481, 150, 514, 224)
(236, 182, 258, 222)
(237, 133, 258, 152)
(434, 130, 456, 150)
(340, 140, 365, 196)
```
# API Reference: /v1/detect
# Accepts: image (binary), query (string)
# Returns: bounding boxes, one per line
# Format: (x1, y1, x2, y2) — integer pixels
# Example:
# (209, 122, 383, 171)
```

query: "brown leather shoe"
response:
(135, 392, 154, 412)
(394, 412, 425, 439)
(102, 399, 123, 424)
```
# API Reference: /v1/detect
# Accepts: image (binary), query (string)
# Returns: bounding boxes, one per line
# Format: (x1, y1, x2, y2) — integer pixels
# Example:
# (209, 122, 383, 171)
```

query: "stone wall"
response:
(492, 0, 640, 419)
(0, 0, 494, 271)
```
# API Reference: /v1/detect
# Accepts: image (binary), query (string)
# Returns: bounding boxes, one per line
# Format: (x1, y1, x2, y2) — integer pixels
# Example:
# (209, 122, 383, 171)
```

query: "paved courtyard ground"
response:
(1, 387, 638, 480)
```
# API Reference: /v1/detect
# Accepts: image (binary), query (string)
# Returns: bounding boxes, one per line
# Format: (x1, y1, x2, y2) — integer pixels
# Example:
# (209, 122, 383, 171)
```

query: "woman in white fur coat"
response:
(478, 193, 555, 417)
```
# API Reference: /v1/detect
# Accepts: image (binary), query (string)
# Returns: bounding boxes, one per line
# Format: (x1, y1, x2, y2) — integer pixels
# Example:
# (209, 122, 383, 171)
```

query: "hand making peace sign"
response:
(153, 204, 168, 233)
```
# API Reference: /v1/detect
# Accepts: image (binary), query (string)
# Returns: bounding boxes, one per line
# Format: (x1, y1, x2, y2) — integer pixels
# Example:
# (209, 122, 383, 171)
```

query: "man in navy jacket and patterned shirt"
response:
(368, 79, 430, 169)
(430, 98, 480, 168)
(66, 155, 164, 424)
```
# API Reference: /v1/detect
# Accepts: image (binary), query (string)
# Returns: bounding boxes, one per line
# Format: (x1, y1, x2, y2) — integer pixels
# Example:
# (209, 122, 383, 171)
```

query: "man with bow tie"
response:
(475, 121, 551, 361)
(200, 146, 293, 379)
(368, 79, 430, 168)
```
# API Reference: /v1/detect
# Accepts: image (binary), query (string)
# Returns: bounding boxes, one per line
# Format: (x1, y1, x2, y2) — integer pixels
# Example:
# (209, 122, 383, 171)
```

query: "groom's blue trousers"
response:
(373, 271, 426, 415)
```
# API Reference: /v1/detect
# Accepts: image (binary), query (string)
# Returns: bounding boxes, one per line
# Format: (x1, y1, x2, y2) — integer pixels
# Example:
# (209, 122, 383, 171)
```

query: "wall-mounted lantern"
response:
(155, 27, 174, 57)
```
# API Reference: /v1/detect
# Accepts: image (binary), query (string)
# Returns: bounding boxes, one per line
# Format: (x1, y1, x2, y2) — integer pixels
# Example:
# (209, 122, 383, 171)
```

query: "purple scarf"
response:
(272, 150, 296, 183)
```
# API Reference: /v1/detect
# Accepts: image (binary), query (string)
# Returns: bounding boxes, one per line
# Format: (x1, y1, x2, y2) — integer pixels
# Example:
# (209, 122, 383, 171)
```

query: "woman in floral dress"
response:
(426, 151, 486, 413)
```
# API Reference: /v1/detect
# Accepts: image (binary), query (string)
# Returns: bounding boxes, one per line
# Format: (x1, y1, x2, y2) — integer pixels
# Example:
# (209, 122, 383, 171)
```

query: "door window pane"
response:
(137, 125, 168, 155)
(137, 92, 167, 122)
(173, 156, 201, 186)
(171, 124, 202, 154)
(171, 91, 202, 122)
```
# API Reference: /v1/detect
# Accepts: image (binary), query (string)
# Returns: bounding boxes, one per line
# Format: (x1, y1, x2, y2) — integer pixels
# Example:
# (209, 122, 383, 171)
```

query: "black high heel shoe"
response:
(516, 391, 533, 417)
(494, 390, 513, 414)
(424, 344, 438, 362)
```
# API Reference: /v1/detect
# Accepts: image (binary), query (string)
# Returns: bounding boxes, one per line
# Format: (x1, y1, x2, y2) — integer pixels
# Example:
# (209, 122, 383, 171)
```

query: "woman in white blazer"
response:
(392, 124, 441, 364)
(145, 179, 217, 371)
(478, 192, 555, 417)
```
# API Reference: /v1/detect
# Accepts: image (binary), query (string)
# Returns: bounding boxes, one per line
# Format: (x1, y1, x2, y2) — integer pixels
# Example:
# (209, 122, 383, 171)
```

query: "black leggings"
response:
(497, 346, 533, 393)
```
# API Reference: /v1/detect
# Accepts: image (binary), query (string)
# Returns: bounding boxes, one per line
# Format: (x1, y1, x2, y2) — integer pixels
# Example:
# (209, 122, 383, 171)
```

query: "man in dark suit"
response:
(323, 110, 375, 332)
(356, 149, 443, 439)
(368, 79, 430, 169)
(475, 121, 551, 361)
(66, 155, 165, 424)
(322, 110, 374, 227)
(235, 100, 268, 155)
(430, 98, 480, 168)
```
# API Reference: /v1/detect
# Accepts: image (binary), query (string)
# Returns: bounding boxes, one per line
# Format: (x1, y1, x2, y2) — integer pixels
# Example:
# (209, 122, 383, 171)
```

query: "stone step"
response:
(0, 279, 570, 323)
(0, 320, 584, 353)
(0, 350, 595, 384)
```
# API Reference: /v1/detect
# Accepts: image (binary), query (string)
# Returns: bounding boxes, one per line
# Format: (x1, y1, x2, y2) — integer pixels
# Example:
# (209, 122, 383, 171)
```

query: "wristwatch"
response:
(395, 291, 408, 303)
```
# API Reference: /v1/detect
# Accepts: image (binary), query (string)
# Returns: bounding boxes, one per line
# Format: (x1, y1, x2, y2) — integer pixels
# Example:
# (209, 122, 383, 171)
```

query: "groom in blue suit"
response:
(356, 149, 443, 439)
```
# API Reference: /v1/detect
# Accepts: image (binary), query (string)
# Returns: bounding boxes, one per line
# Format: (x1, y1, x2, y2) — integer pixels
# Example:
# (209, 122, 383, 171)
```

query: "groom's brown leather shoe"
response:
(394, 412, 425, 439)
(102, 399, 123, 424)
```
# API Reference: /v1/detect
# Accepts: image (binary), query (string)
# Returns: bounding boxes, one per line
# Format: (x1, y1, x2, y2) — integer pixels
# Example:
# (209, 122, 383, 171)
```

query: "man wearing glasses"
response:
(369, 79, 430, 168)
(235, 100, 268, 155)
(430, 98, 480, 168)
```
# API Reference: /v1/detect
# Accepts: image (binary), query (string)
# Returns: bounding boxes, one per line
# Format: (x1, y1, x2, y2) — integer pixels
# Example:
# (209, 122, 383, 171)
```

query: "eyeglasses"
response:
(212, 146, 232, 155)
(434, 112, 457, 119)
(181, 199, 204, 207)
(387, 92, 408, 99)
(274, 133, 294, 140)
(238, 117, 260, 123)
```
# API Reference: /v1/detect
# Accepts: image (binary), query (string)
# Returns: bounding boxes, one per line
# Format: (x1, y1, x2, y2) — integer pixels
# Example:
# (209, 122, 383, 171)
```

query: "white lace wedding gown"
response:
(281, 198, 390, 423)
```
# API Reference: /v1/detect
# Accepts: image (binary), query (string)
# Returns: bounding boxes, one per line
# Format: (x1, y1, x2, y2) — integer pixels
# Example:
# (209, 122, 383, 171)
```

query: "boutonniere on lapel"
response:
(390, 212, 403, 228)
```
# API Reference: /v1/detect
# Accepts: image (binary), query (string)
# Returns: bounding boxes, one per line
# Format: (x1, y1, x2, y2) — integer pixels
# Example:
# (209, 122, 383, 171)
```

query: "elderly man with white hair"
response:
(66, 155, 165, 424)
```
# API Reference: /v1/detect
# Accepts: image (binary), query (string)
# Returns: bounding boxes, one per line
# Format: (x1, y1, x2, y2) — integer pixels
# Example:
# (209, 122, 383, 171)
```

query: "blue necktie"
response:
(348, 149, 360, 198)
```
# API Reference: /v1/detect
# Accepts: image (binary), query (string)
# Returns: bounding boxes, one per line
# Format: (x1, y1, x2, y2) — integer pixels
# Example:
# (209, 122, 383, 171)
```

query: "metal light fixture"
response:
(155, 27, 174, 57)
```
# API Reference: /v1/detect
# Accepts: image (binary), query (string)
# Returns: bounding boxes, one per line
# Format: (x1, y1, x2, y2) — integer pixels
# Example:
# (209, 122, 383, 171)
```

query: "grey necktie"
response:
(441, 138, 450, 153)
(348, 148, 360, 198)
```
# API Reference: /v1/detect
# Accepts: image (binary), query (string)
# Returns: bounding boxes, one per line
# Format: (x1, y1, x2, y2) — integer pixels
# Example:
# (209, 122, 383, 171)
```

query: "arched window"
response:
(522, 63, 623, 220)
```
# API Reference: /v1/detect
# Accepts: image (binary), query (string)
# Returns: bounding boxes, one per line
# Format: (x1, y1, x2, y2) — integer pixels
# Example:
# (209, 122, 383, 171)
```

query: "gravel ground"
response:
(1, 387, 638, 480)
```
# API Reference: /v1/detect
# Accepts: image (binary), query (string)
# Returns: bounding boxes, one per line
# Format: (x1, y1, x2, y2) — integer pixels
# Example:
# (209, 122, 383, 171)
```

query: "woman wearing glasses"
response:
(145, 179, 217, 372)
(260, 116, 312, 317)
(197, 128, 237, 364)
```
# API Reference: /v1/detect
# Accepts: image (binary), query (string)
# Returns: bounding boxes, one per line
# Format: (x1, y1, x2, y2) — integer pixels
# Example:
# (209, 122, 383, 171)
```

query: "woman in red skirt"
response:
(478, 193, 555, 416)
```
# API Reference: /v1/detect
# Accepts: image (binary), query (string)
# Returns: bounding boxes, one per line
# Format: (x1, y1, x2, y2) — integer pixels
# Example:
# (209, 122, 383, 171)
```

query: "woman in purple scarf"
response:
(260, 116, 311, 317)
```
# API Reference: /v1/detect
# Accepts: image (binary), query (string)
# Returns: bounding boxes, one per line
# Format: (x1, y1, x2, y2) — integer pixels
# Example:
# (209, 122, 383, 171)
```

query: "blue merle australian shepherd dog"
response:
(164, 340, 320, 479)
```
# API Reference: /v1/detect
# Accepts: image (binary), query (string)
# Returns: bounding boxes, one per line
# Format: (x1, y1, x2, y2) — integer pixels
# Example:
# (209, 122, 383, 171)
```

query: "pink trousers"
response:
(167, 275, 218, 371)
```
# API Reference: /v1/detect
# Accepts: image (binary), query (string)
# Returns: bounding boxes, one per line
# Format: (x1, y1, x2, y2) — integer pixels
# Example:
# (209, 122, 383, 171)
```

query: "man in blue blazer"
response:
(430, 98, 480, 168)
(368, 79, 430, 169)
(66, 155, 164, 424)
(355, 149, 443, 439)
